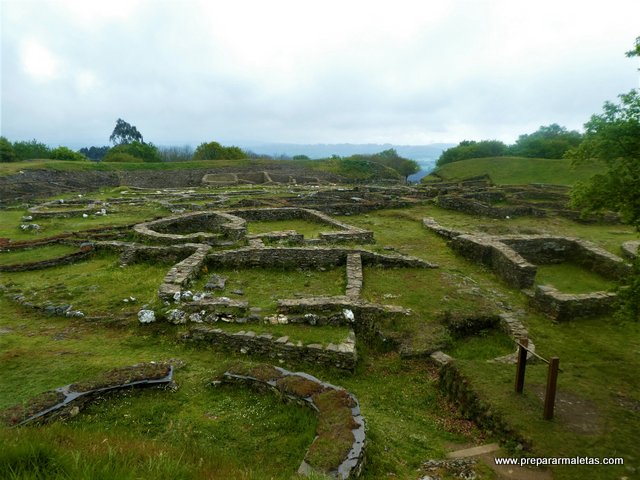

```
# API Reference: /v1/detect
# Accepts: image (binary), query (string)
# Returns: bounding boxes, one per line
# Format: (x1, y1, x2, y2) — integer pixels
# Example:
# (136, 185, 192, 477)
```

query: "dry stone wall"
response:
(530, 285, 617, 321)
(182, 327, 357, 371)
(222, 365, 365, 479)
(0, 244, 94, 272)
(621, 240, 639, 260)
(134, 211, 246, 245)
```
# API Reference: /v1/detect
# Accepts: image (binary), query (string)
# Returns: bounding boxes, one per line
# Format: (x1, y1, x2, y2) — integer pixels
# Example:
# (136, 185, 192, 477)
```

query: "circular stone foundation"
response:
(134, 211, 246, 245)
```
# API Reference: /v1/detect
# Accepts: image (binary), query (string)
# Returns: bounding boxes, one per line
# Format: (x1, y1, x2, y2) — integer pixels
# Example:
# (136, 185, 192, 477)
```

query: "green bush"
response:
(0, 137, 18, 162)
(13, 139, 51, 160)
(49, 146, 87, 161)
(102, 152, 140, 163)
(193, 141, 247, 160)
(103, 141, 160, 162)
(437, 140, 508, 166)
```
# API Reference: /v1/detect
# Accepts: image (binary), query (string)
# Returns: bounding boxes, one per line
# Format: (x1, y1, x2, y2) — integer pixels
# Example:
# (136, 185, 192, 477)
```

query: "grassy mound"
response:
(424, 156, 605, 186)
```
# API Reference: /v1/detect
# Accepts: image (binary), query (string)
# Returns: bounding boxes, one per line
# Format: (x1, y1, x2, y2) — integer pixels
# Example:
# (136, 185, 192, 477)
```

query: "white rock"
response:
(181, 290, 193, 300)
(189, 312, 203, 323)
(343, 309, 355, 322)
(138, 309, 156, 324)
(167, 309, 187, 324)
(173, 292, 182, 302)
(82, 213, 89, 218)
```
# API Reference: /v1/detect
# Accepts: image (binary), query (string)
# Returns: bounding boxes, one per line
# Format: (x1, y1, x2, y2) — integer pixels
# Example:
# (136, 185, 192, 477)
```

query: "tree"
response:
(79, 146, 111, 161)
(626, 36, 640, 58)
(568, 88, 640, 321)
(371, 149, 419, 182)
(193, 141, 247, 160)
(50, 146, 87, 161)
(109, 118, 144, 145)
(103, 141, 160, 162)
(0, 137, 18, 162)
(13, 139, 51, 160)
(509, 124, 582, 158)
(568, 89, 640, 226)
(436, 140, 508, 166)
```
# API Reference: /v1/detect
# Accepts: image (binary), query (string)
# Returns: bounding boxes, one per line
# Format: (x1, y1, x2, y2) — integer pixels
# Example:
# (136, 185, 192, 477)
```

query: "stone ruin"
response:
(133, 207, 375, 246)
(202, 171, 325, 186)
(423, 217, 632, 321)
(419, 177, 620, 223)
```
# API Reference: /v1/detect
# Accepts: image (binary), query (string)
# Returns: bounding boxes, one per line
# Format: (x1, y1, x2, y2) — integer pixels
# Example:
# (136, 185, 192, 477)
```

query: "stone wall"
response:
(0, 363, 173, 427)
(222, 365, 365, 478)
(134, 211, 246, 245)
(436, 195, 544, 219)
(182, 326, 357, 371)
(422, 217, 466, 239)
(449, 235, 537, 288)
(435, 361, 531, 449)
(449, 233, 631, 289)
(228, 207, 375, 244)
(621, 240, 639, 260)
(158, 244, 212, 300)
(530, 285, 617, 321)
(206, 246, 437, 270)
(345, 253, 363, 299)
(0, 244, 94, 272)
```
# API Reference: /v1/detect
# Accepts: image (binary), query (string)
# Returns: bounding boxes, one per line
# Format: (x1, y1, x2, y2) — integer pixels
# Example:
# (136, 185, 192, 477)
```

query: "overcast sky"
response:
(1, 0, 639, 149)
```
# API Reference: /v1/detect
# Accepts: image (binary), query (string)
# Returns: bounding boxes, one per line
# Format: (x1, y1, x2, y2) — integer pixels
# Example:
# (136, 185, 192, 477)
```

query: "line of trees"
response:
(1, 119, 420, 181)
(436, 123, 583, 167)
(0, 138, 87, 162)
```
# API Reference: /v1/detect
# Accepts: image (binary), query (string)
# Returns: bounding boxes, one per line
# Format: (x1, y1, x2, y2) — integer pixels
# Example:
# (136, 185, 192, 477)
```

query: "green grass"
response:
(446, 329, 515, 360)
(0, 204, 167, 241)
(348, 203, 638, 256)
(193, 266, 346, 312)
(0, 244, 78, 265)
(1, 189, 639, 479)
(194, 322, 352, 346)
(426, 156, 606, 186)
(534, 263, 618, 293)
(454, 312, 640, 480)
(247, 218, 342, 238)
(0, 297, 483, 479)
(1, 252, 170, 316)
(0, 157, 401, 182)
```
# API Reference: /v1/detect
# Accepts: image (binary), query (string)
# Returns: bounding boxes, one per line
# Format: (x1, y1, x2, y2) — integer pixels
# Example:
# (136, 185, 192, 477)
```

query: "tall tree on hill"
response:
(371, 149, 419, 182)
(109, 118, 144, 145)
(569, 38, 640, 320)
(436, 140, 508, 166)
(510, 124, 582, 159)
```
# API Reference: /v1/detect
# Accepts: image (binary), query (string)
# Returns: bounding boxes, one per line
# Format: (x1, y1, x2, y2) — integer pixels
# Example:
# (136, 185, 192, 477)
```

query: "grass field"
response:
(0, 187, 638, 479)
(0, 157, 400, 182)
(424, 156, 606, 186)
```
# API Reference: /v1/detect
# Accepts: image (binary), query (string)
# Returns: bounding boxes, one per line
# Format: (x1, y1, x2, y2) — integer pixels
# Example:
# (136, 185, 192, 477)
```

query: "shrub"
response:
(49, 146, 87, 161)
(0, 136, 18, 162)
(437, 140, 508, 166)
(103, 141, 160, 162)
(193, 141, 247, 160)
(13, 139, 51, 160)
(102, 152, 139, 163)
(78, 146, 110, 161)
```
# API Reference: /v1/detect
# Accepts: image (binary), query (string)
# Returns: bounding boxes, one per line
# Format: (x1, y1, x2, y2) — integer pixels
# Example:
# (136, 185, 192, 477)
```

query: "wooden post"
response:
(515, 338, 528, 394)
(543, 357, 560, 420)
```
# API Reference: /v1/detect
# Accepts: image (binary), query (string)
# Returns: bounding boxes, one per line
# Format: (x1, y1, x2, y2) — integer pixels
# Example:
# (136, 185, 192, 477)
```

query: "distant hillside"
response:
(424, 156, 606, 186)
